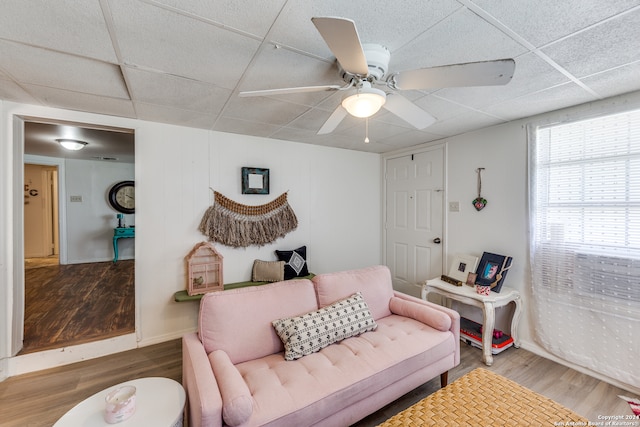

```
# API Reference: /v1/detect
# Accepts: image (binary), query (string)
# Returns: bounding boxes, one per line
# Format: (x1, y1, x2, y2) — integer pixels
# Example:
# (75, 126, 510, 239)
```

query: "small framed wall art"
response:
(242, 167, 270, 194)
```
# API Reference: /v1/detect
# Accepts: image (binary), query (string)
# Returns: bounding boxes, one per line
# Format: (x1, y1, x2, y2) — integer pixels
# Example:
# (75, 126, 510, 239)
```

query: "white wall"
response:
(0, 101, 382, 375)
(65, 158, 135, 263)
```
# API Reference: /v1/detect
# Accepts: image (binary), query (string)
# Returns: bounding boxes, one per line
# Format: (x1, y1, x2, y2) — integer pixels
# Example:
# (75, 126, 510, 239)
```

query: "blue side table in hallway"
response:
(113, 227, 135, 262)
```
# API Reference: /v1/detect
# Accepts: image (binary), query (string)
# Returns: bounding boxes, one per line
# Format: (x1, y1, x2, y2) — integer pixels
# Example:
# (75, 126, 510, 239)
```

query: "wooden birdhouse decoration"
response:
(186, 242, 224, 296)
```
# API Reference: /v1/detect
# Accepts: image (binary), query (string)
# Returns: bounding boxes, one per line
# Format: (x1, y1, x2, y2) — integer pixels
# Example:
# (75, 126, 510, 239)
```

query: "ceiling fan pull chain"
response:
(364, 118, 370, 143)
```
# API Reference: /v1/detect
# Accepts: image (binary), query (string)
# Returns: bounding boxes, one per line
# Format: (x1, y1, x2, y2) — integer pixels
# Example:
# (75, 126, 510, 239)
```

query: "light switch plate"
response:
(449, 201, 460, 212)
(70, 195, 83, 202)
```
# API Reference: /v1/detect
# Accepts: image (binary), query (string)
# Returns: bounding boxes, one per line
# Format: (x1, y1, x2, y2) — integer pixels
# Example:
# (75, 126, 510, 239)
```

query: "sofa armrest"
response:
(183, 332, 223, 427)
(392, 291, 460, 365)
(209, 350, 253, 426)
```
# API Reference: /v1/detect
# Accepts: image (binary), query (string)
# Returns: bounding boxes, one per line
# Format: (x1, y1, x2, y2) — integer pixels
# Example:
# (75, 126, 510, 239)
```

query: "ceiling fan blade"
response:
(391, 59, 515, 90)
(311, 17, 369, 76)
(383, 94, 436, 129)
(317, 105, 348, 135)
(239, 84, 341, 97)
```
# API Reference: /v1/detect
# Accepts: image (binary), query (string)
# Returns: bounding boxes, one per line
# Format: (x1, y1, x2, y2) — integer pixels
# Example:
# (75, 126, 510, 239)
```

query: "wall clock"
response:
(108, 180, 135, 214)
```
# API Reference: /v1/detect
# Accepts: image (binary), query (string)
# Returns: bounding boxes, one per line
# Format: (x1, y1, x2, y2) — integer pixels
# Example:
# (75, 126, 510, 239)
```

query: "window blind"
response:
(529, 108, 640, 389)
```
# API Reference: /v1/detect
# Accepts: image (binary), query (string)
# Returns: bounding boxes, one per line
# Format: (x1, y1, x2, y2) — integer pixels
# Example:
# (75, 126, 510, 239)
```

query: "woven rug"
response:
(378, 368, 588, 426)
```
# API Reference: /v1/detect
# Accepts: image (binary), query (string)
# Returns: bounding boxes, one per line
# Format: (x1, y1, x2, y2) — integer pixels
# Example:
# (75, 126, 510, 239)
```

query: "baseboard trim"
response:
(8, 333, 137, 377)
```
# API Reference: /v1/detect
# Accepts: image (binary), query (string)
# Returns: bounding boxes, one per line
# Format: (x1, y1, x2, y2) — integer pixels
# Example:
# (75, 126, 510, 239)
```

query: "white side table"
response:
(422, 278, 522, 366)
(54, 377, 185, 427)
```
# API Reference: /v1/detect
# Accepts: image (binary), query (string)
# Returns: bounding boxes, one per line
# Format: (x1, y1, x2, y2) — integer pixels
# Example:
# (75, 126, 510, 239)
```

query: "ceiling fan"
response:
(239, 17, 515, 136)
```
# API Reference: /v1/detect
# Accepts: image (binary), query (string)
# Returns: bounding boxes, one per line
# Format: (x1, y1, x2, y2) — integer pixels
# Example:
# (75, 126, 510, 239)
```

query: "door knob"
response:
(433, 238, 441, 244)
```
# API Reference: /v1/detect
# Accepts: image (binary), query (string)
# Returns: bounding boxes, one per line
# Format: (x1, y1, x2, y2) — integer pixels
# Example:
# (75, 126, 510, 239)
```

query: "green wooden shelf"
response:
(174, 273, 315, 302)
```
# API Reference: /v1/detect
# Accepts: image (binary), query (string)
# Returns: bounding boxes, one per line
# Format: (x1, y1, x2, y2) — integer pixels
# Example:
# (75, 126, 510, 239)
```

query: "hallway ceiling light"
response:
(341, 82, 386, 118)
(56, 138, 88, 151)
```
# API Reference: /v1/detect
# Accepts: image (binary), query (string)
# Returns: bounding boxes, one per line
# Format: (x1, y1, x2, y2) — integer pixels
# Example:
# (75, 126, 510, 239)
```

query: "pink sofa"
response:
(182, 265, 460, 427)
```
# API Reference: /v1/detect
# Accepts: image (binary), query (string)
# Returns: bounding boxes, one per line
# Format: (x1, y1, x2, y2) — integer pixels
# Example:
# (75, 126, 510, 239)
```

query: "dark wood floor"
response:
(0, 340, 632, 427)
(21, 259, 135, 354)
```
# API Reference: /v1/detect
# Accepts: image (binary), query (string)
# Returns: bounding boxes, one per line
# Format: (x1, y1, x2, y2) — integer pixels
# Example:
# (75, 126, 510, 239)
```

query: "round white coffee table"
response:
(53, 377, 185, 427)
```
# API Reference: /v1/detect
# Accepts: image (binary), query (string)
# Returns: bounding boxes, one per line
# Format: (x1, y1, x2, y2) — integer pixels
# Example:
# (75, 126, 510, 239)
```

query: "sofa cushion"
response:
(199, 279, 318, 364)
(275, 246, 309, 280)
(389, 296, 452, 332)
(208, 350, 253, 426)
(272, 292, 377, 361)
(312, 265, 394, 320)
(236, 314, 455, 426)
(252, 259, 285, 282)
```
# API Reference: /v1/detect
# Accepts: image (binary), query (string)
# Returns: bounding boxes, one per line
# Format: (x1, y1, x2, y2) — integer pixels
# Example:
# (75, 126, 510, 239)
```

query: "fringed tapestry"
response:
(199, 191, 298, 248)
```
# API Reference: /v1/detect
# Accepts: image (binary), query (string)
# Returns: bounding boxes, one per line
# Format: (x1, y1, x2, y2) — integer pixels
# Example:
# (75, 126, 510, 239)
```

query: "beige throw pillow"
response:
(252, 260, 285, 282)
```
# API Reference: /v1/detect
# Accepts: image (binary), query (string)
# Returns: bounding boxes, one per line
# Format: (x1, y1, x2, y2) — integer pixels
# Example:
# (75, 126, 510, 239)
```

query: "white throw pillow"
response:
(272, 292, 377, 361)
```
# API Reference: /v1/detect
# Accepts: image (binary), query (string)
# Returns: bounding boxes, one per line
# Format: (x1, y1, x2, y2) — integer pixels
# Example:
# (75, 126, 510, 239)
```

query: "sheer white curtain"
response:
(528, 108, 640, 388)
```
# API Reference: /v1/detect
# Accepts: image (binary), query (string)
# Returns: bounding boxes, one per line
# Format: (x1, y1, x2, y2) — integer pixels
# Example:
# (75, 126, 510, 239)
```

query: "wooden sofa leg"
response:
(440, 371, 448, 388)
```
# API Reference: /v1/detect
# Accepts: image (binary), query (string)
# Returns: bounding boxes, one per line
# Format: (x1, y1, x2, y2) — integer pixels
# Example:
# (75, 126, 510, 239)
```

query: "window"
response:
(528, 107, 640, 388)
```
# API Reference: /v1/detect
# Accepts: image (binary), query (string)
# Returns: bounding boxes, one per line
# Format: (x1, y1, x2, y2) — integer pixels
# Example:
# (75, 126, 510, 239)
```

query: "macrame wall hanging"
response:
(199, 190, 298, 248)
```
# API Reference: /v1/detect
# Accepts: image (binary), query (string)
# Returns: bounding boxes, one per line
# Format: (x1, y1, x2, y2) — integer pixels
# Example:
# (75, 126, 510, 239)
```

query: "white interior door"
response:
(385, 148, 444, 297)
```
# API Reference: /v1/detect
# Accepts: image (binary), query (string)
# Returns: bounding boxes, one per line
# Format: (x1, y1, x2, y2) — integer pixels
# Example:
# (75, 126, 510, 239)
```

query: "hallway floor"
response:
(21, 259, 135, 354)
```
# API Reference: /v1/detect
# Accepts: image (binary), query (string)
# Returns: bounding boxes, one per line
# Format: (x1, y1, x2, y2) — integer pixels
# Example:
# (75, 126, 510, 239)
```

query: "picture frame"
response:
(466, 272, 477, 286)
(447, 254, 479, 283)
(241, 167, 270, 195)
(474, 252, 513, 292)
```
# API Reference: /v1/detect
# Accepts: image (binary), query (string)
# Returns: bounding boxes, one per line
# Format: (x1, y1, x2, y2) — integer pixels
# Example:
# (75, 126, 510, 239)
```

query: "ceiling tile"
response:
(376, 129, 444, 148)
(580, 61, 640, 99)
(541, 9, 640, 78)
(0, 0, 117, 63)
(107, 0, 261, 88)
(483, 82, 598, 121)
(391, 8, 528, 72)
(222, 96, 310, 126)
(286, 108, 335, 132)
(432, 52, 570, 109)
(212, 116, 282, 138)
(151, 0, 288, 38)
(268, 1, 463, 59)
(22, 84, 136, 118)
(0, 40, 129, 98)
(0, 77, 41, 104)
(473, 0, 640, 47)
(412, 95, 477, 123)
(125, 67, 231, 115)
(134, 102, 217, 129)
(238, 45, 338, 92)
(426, 110, 506, 136)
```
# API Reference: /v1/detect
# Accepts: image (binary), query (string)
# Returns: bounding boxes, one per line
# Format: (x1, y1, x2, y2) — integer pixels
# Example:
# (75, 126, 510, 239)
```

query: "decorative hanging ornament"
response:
(473, 168, 487, 211)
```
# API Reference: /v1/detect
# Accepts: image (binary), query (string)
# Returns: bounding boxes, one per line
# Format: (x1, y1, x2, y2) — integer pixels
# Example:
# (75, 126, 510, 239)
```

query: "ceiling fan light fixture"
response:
(56, 138, 88, 151)
(341, 83, 386, 118)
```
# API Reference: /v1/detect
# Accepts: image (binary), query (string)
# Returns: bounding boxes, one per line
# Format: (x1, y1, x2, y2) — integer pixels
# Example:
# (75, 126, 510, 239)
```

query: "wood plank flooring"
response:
(21, 259, 135, 354)
(0, 340, 181, 427)
(0, 340, 633, 426)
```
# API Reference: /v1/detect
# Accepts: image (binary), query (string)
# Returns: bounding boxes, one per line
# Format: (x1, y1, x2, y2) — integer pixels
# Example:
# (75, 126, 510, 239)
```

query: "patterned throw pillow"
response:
(275, 246, 309, 280)
(272, 292, 377, 361)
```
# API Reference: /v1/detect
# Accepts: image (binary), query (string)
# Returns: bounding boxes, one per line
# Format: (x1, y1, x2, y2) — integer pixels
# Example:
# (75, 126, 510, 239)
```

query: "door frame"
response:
(381, 142, 448, 282)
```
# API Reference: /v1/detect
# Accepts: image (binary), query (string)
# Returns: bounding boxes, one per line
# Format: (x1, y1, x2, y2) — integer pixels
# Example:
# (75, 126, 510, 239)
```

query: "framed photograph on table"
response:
(475, 252, 513, 292)
(448, 254, 479, 283)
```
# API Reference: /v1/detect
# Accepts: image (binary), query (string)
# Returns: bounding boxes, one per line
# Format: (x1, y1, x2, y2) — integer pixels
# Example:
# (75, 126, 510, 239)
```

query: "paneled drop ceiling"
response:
(1, 0, 639, 153)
